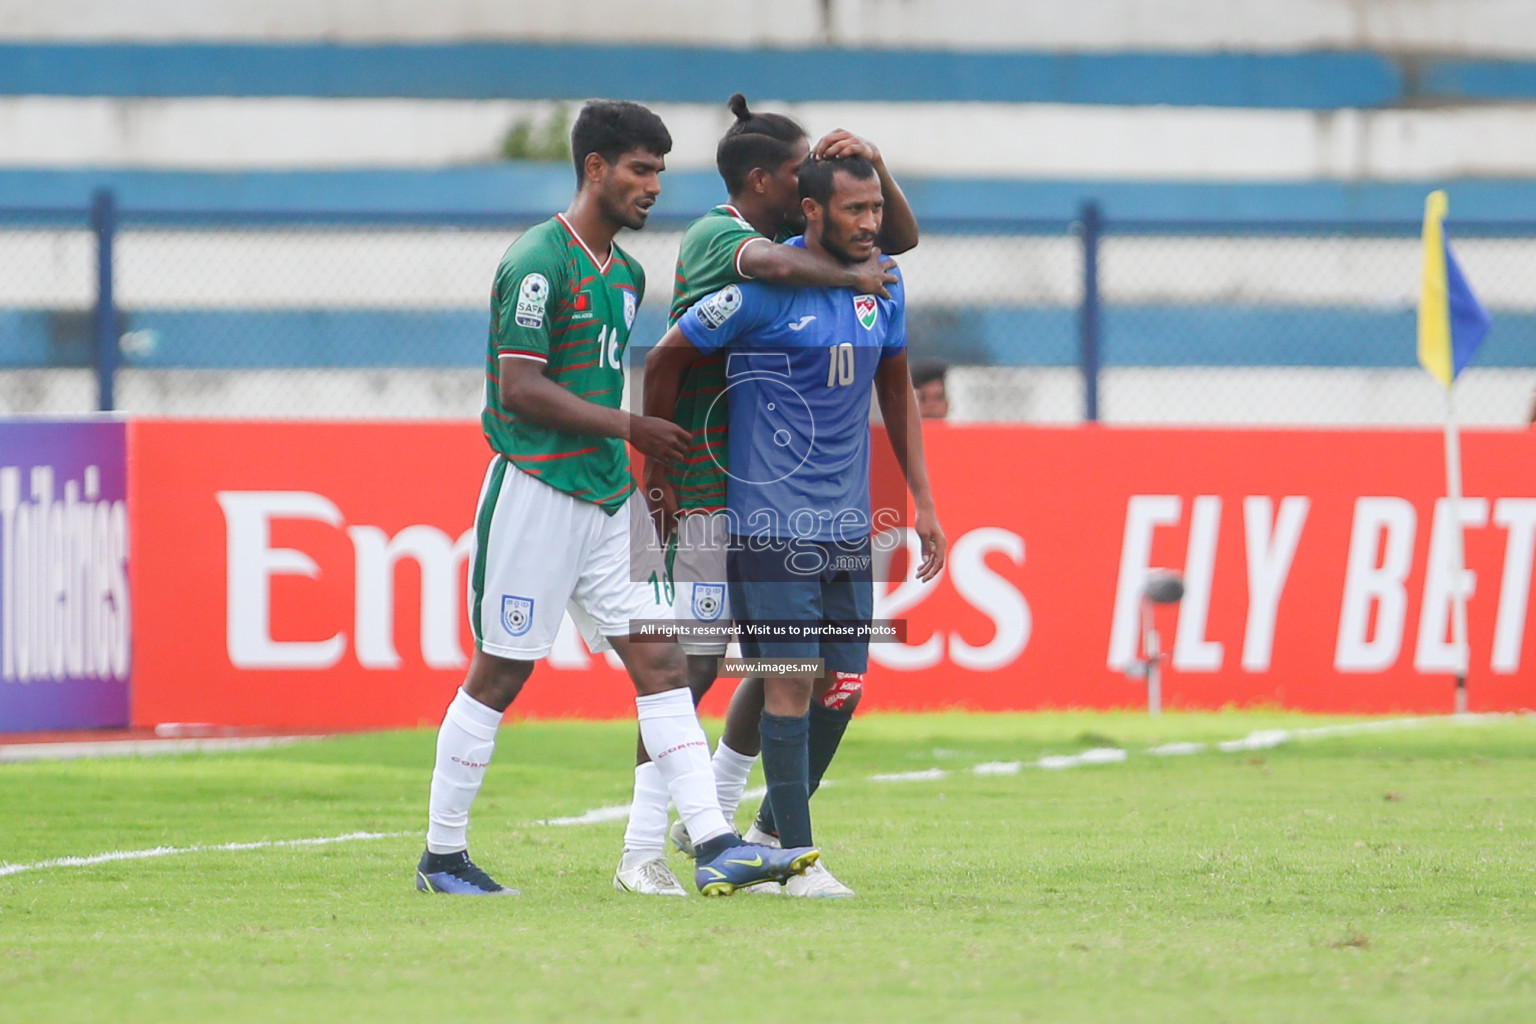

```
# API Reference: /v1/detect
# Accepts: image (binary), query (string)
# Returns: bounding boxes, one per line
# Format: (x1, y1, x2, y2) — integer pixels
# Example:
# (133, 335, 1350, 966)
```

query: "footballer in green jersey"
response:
(422, 99, 819, 901)
(485, 213, 645, 513)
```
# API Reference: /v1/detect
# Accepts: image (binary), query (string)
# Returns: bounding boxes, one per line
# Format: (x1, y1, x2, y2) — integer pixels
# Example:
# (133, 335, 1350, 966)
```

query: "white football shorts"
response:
(670, 510, 732, 657)
(469, 457, 670, 660)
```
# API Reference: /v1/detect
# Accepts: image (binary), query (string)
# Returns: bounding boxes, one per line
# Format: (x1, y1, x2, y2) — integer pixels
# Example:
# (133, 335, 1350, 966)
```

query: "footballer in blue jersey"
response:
(675, 237, 906, 546)
(645, 154, 945, 877)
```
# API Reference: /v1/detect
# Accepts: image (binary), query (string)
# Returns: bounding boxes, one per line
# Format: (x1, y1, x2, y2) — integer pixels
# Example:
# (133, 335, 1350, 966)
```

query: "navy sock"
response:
(757, 710, 812, 848)
(757, 702, 853, 836)
(693, 832, 743, 865)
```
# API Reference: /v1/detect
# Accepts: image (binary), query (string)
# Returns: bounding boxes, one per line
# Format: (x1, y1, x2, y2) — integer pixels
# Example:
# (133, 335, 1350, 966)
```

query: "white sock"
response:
(425, 688, 503, 854)
(635, 688, 732, 846)
(621, 761, 670, 860)
(712, 741, 757, 824)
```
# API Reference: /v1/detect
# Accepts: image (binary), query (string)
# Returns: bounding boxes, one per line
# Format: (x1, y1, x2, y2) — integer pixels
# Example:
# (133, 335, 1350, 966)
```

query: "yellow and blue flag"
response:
(1417, 190, 1492, 388)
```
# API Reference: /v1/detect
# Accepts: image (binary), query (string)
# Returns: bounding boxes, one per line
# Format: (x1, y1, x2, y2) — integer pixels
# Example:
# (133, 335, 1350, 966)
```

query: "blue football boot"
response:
(415, 849, 519, 895)
(693, 842, 819, 897)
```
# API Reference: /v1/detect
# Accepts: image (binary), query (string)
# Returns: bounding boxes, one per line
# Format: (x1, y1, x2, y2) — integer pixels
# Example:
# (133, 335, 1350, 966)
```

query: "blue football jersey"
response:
(677, 242, 906, 543)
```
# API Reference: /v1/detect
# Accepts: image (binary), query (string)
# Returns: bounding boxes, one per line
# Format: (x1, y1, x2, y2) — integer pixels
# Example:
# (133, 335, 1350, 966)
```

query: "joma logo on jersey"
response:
(853, 295, 878, 330)
(502, 595, 534, 637)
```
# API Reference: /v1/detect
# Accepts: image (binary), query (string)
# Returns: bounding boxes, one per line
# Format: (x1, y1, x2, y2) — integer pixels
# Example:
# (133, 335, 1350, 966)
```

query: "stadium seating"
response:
(2, 0, 1535, 424)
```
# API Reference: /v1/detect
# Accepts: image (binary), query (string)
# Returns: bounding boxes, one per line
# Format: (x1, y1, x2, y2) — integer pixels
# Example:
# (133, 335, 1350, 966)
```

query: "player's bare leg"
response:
(418, 650, 533, 895)
(721, 675, 765, 758)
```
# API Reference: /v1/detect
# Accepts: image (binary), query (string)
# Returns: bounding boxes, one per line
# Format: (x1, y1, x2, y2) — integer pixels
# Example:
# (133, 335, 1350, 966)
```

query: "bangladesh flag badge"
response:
(853, 294, 878, 329)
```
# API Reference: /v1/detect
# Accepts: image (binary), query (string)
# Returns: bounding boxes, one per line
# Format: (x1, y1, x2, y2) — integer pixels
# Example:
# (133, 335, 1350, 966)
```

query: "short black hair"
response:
(715, 93, 806, 194)
(911, 359, 949, 389)
(797, 154, 877, 207)
(570, 100, 672, 186)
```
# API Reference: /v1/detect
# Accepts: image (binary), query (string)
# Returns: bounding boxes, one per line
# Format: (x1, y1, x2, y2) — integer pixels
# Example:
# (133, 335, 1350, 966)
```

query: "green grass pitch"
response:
(2, 710, 1534, 1023)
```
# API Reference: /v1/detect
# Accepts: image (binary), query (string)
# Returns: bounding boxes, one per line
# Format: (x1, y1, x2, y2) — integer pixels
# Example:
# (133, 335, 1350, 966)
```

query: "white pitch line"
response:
(535, 785, 773, 827)
(870, 768, 949, 782)
(0, 830, 411, 879)
(1147, 741, 1208, 756)
(535, 805, 633, 827)
(0, 735, 322, 763)
(539, 714, 1516, 825)
(1209, 714, 1495, 754)
(5, 714, 1517, 877)
(1037, 747, 1129, 770)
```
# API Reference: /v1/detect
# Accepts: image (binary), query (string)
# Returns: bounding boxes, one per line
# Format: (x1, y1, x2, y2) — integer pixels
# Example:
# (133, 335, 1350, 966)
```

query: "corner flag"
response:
(1417, 190, 1492, 388)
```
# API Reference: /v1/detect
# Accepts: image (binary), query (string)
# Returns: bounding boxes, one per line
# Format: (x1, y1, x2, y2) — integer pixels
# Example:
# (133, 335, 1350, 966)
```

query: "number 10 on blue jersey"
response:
(826, 343, 855, 387)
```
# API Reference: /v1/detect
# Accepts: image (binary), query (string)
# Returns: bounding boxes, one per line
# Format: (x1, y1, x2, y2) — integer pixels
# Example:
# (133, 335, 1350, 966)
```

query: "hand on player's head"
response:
(813, 129, 881, 166)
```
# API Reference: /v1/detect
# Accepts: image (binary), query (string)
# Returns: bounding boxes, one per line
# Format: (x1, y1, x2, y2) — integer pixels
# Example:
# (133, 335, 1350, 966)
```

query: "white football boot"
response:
(743, 823, 781, 848)
(613, 854, 688, 897)
(668, 819, 696, 858)
(783, 859, 855, 898)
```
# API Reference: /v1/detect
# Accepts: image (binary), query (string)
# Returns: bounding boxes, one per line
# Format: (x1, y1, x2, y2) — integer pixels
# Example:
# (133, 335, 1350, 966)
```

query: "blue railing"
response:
(6, 192, 1535, 421)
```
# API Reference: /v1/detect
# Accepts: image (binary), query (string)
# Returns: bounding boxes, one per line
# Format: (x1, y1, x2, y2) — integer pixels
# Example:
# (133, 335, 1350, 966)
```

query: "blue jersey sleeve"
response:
(881, 271, 908, 358)
(678, 282, 784, 355)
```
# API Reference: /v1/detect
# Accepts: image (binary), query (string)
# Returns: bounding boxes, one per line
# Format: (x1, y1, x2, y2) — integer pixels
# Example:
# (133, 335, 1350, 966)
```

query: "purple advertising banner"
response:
(0, 418, 130, 733)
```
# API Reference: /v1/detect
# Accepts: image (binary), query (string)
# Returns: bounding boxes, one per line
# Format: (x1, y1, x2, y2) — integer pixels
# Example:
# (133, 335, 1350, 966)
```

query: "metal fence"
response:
(3, 192, 1533, 426)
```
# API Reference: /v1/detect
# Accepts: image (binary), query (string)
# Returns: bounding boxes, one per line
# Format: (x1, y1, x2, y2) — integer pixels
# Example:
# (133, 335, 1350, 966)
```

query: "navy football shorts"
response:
(727, 535, 873, 674)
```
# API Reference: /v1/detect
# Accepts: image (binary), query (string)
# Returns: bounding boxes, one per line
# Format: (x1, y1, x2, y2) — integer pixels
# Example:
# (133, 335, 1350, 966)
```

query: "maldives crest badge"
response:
(853, 294, 878, 329)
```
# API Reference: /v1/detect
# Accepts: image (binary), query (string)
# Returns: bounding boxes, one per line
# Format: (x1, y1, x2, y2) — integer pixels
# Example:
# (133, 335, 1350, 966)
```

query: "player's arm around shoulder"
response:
(739, 238, 897, 299)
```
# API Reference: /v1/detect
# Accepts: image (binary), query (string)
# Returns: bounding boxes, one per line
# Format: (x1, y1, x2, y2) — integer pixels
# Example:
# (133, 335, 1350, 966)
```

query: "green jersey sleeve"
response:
(663, 206, 776, 514)
(491, 253, 565, 361)
(669, 211, 765, 326)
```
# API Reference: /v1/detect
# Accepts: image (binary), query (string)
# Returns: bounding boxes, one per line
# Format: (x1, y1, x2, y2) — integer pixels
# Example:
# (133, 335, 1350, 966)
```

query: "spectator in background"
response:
(911, 359, 949, 419)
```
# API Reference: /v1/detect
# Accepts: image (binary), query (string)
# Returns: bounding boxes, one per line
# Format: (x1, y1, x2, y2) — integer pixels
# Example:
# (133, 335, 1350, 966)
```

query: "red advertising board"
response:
(128, 420, 1536, 729)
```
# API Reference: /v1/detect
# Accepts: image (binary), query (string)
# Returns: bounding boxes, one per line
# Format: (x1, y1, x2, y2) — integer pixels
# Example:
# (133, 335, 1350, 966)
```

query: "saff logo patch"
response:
(853, 295, 878, 330)
(691, 584, 725, 622)
(515, 274, 550, 329)
(501, 595, 534, 637)
(696, 285, 742, 329)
